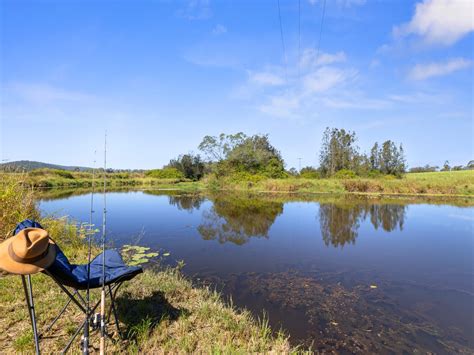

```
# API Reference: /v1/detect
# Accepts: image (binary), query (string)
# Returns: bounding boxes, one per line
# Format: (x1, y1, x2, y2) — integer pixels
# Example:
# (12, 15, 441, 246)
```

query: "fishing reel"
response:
(92, 313, 101, 330)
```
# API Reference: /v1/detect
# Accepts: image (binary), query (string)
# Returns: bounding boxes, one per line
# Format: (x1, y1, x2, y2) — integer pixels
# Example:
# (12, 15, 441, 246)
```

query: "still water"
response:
(39, 190, 474, 353)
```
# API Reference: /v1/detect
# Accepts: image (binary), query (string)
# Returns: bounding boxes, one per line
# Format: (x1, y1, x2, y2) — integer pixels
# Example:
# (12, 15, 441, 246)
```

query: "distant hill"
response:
(0, 160, 91, 172)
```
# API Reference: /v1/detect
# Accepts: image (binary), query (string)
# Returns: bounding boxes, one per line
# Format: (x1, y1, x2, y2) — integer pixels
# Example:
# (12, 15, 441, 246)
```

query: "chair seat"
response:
(45, 246, 142, 290)
(14, 219, 142, 290)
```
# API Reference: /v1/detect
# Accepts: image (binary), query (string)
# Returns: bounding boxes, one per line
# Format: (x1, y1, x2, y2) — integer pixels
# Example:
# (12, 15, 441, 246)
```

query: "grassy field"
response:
(206, 170, 474, 197)
(0, 175, 295, 353)
(2, 169, 473, 196)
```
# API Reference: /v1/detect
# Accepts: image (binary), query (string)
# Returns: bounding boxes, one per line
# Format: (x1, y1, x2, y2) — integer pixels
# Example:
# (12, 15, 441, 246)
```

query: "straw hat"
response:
(0, 228, 56, 275)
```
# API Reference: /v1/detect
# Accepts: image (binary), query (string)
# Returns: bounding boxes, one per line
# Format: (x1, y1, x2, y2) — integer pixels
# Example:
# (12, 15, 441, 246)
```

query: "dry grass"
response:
(0, 174, 39, 239)
(215, 170, 474, 197)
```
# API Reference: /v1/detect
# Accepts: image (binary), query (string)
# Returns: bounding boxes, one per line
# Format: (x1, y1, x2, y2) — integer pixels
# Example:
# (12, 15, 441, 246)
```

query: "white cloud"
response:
(241, 49, 362, 119)
(408, 58, 472, 80)
(394, 0, 474, 46)
(303, 66, 355, 94)
(212, 24, 227, 35)
(248, 71, 285, 86)
(6, 82, 93, 105)
(258, 93, 301, 118)
(300, 49, 346, 68)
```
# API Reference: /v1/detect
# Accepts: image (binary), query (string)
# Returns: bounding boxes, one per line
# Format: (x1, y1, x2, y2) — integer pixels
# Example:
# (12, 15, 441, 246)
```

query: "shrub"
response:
(366, 169, 382, 178)
(0, 174, 39, 239)
(299, 166, 321, 179)
(29, 168, 74, 179)
(333, 169, 357, 179)
(145, 168, 184, 179)
(300, 171, 321, 179)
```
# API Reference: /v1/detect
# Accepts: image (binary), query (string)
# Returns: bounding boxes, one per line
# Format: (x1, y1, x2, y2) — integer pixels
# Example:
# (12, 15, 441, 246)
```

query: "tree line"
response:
(147, 128, 472, 181)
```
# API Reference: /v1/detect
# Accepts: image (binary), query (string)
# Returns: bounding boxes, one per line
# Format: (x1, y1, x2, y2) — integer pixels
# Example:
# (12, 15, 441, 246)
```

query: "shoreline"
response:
(7, 170, 473, 198)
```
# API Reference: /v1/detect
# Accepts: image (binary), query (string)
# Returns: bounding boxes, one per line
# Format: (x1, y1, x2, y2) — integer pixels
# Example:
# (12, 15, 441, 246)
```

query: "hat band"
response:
(8, 243, 51, 264)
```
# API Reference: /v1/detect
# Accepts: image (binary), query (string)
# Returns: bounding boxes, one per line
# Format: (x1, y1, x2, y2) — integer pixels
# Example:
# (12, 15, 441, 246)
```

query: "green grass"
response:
(0, 176, 296, 353)
(2, 169, 473, 197)
(207, 170, 474, 197)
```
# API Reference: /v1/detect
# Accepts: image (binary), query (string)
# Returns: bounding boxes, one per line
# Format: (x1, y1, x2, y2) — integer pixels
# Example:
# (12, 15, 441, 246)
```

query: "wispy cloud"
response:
(300, 49, 346, 68)
(248, 69, 285, 86)
(177, 0, 212, 20)
(237, 49, 379, 119)
(5, 82, 93, 105)
(393, 0, 474, 46)
(303, 66, 356, 94)
(212, 24, 227, 35)
(408, 58, 472, 80)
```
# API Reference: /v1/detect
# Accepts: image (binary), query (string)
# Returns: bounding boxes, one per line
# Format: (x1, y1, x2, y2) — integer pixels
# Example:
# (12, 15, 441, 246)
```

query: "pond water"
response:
(38, 190, 474, 353)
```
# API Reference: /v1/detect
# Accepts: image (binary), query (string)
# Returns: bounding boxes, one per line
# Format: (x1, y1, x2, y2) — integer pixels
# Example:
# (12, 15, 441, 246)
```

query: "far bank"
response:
(3, 169, 473, 197)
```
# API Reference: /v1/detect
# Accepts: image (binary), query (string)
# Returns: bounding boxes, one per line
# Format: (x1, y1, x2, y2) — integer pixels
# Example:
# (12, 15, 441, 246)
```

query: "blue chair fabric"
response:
(14, 220, 142, 290)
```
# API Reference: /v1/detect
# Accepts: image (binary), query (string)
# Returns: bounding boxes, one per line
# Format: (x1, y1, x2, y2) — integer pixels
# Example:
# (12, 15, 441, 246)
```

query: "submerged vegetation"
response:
(0, 175, 294, 352)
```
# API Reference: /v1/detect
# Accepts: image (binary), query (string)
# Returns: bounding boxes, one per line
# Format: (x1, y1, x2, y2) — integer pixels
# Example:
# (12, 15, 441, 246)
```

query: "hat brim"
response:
(0, 237, 56, 275)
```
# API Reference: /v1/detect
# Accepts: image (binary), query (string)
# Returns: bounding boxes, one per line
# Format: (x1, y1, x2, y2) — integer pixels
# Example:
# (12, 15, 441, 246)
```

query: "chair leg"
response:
(107, 284, 123, 339)
(40, 290, 76, 338)
(22, 275, 40, 355)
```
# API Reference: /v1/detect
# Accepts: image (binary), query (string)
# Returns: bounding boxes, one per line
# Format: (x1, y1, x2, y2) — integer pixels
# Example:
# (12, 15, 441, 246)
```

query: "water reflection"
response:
(319, 202, 407, 247)
(188, 193, 408, 247)
(168, 194, 205, 212)
(197, 194, 283, 245)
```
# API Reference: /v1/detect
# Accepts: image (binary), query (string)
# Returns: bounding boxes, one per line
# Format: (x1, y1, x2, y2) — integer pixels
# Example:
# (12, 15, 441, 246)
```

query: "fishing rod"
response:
(82, 152, 96, 355)
(100, 133, 107, 355)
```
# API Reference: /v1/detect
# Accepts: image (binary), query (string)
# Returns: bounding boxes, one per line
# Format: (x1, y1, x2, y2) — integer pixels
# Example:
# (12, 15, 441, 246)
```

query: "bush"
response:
(227, 171, 266, 183)
(333, 169, 357, 179)
(299, 166, 320, 179)
(145, 168, 184, 179)
(300, 171, 321, 179)
(366, 169, 382, 179)
(0, 174, 39, 239)
(29, 169, 74, 179)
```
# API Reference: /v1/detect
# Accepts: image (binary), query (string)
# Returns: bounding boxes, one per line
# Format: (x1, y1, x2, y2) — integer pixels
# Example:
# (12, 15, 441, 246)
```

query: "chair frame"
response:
(21, 271, 126, 355)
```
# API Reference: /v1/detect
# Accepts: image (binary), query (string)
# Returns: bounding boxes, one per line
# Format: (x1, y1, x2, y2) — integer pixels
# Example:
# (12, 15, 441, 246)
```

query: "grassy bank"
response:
(206, 170, 474, 196)
(2, 169, 473, 196)
(0, 176, 294, 353)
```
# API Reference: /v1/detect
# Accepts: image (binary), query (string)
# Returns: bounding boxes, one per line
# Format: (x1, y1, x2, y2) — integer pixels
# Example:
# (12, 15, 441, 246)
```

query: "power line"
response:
(277, 0, 288, 82)
(315, 0, 327, 64)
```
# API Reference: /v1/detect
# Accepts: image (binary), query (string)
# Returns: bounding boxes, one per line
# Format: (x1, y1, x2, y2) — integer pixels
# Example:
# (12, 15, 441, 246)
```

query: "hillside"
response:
(0, 160, 91, 172)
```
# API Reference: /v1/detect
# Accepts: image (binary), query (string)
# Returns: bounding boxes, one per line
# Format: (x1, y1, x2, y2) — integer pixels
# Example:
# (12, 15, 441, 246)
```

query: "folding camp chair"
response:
(15, 220, 143, 355)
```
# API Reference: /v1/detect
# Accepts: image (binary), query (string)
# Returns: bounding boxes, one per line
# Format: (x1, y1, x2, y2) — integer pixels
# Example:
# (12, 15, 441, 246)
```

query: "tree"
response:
(168, 154, 205, 180)
(467, 160, 474, 170)
(441, 160, 451, 171)
(319, 128, 359, 177)
(198, 133, 247, 162)
(369, 142, 380, 170)
(379, 141, 406, 176)
(226, 134, 285, 177)
(409, 165, 438, 173)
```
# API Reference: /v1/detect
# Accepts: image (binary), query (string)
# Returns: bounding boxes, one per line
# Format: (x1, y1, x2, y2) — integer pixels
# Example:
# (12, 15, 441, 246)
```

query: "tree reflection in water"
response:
(197, 194, 283, 245)
(168, 194, 205, 212)
(319, 202, 407, 247)
(163, 192, 408, 247)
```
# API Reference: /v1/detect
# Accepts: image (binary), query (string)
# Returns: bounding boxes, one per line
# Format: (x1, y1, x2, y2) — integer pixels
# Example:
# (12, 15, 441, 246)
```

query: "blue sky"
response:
(1, 0, 472, 169)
